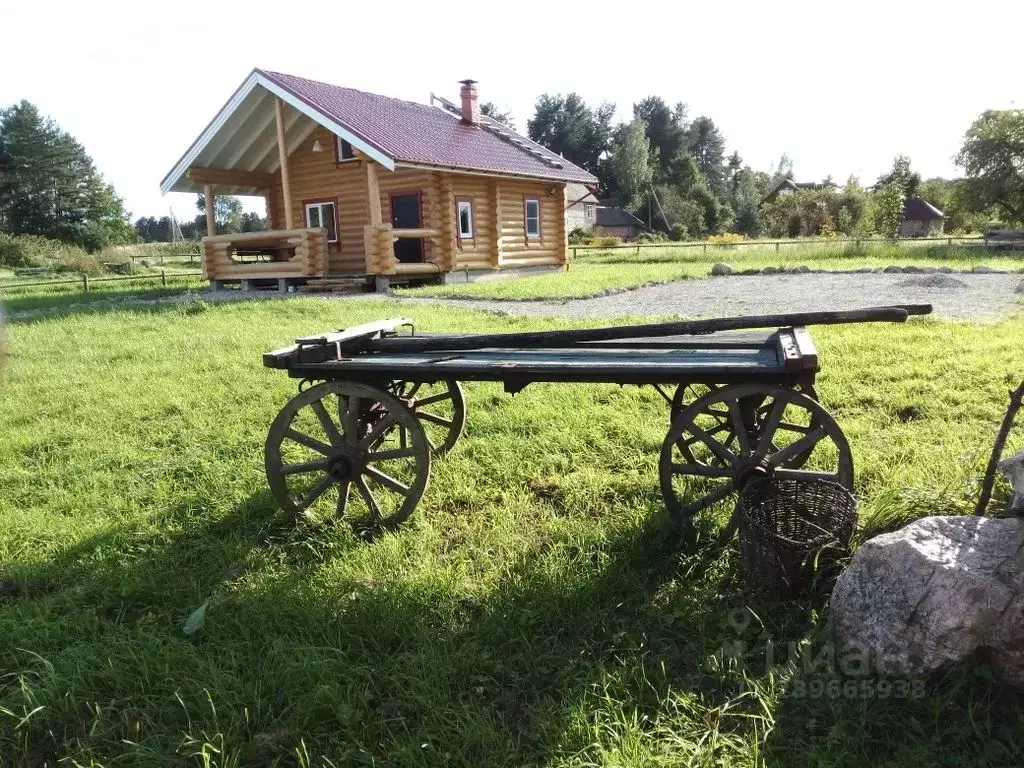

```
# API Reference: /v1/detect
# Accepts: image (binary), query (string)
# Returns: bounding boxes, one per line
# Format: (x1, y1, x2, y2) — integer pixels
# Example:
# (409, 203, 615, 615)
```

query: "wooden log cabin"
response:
(160, 69, 598, 291)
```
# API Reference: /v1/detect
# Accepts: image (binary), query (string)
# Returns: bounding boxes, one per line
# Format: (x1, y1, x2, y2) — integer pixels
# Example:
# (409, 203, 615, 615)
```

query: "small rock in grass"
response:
(973, 264, 998, 273)
(902, 265, 923, 274)
(857, 267, 874, 273)
(711, 262, 733, 276)
(937, 265, 954, 273)
(796, 265, 811, 273)
(883, 266, 903, 274)
(921, 266, 938, 274)
(739, 268, 761, 275)
(762, 266, 779, 275)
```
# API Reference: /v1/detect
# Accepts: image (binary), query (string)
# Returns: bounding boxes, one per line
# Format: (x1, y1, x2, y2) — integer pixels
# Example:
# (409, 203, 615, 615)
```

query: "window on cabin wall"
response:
(305, 201, 338, 243)
(457, 199, 474, 240)
(524, 198, 541, 237)
(335, 136, 357, 162)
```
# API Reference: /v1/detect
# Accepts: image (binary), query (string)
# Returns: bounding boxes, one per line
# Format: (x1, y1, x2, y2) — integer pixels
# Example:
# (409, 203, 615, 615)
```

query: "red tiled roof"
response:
(258, 69, 597, 185)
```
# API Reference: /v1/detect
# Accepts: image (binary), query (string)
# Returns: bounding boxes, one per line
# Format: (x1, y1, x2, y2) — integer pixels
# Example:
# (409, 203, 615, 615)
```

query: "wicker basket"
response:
(738, 477, 857, 597)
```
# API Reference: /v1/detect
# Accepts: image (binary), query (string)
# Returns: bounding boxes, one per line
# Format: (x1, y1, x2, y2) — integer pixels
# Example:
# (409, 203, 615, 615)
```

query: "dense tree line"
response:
(526, 91, 1021, 238)
(0, 101, 135, 251)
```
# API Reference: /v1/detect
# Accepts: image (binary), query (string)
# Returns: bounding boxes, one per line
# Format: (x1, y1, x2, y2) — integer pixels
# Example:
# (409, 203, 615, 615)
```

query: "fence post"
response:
(636, 244, 640, 256)
(947, 237, 952, 246)
(703, 243, 707, 255)
(82, 274, 89, 292)
(161, 269, 167, 286)
(572, 246, 577, 259)
(775, 242, 780, 254)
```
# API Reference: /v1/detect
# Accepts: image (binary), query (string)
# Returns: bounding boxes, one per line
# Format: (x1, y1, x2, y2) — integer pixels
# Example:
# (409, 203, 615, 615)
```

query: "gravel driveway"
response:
(395, 273, 1023, 320)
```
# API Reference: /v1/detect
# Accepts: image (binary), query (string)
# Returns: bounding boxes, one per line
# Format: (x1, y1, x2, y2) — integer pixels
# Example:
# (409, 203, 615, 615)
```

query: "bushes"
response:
(707, 232, 749, 245)
(568, 233, 625, 247)
(0, 233, 108, 275)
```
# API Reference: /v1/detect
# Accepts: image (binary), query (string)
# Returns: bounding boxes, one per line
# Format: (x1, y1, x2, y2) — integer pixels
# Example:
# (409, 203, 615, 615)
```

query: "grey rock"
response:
(999, 451, 1024, 512)
(883, 266, 903, 274)
(796, 265, 811, 273)
(831, 516, 1024, 686)
(902, 265, 923, 274)
(921, 266, 938, 274)
(938, 266, 954, 273)
(762, 266, 780, 275)
(710, 262, 733, 276)
(973, 264, 997, 273)
(857, 267, 874, 273)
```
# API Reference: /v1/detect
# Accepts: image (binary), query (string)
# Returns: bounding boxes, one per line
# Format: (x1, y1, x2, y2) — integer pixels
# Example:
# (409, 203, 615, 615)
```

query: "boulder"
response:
(1000, 451, 1024, 512)
(902, 265, 923, 274)
(762, 266, 780, 275)
(937, 266, 954, 273)
(921, 266, 938, 274)
(883, 265, 903, 274)
(973, 264, 1000, 274)
(856, 267, 874, 273)
(711, 262, 733, 276)
(796, 265, 811, 273)
(831, 515, 1024, 686)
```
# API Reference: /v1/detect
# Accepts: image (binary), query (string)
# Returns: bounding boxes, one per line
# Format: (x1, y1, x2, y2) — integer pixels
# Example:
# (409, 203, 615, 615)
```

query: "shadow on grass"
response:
(0, 282, 279, 323)
(2, 493, 1022, 766)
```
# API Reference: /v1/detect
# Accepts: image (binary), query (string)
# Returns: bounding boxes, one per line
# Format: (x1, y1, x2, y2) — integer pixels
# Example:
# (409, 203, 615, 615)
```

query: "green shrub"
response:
(593, 236, 623, 247)
(634, 231, 669, 244)
(568, 228, 590, 245)
(0, 233, 107, 275)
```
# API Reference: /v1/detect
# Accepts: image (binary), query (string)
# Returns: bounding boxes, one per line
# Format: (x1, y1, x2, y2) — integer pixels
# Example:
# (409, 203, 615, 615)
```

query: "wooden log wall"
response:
(202, 228, 328, 280)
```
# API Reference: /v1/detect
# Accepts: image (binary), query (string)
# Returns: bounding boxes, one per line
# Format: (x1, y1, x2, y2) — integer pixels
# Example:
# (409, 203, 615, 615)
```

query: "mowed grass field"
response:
(1, 291, 1023, 766)
(404, 243, 1024, 301)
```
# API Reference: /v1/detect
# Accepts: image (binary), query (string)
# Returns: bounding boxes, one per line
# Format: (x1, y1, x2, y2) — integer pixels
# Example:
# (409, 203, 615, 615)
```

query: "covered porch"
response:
(161, 71, 445, 290)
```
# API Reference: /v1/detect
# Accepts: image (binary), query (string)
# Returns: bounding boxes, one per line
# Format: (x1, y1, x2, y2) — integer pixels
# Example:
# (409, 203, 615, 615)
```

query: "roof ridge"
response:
(259, 69, 440, 114)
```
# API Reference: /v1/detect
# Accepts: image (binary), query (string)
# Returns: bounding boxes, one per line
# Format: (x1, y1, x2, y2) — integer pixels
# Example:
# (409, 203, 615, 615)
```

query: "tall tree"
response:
(527, 93, 614, 173)
(480, 102, 514, 129)
(632, 97, 688, 180)
(955, 109, 1024, 223)
(196, 194, 244, 234)
(0, 100, 133, 249)
(875, 154, 921, 197)
(611, 119, 653, 212)
(685, 116, 727, 196)
(874, 182, 905, 239)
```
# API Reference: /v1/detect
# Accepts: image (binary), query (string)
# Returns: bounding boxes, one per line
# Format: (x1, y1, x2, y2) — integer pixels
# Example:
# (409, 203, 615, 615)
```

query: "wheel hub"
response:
(731, 456, 770, 488)
(327, 451, 363, 482)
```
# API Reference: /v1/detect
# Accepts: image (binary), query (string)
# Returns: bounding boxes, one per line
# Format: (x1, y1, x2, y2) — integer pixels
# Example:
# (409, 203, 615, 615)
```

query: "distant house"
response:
(565, 183, 598, 232)
(900, 197, 944, 237)
(761, 178, 838, 205)
(594, 203, 647, 240)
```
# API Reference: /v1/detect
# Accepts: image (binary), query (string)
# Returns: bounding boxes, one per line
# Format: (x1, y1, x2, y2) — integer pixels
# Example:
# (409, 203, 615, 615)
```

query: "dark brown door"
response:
(390, 193, 423, 263)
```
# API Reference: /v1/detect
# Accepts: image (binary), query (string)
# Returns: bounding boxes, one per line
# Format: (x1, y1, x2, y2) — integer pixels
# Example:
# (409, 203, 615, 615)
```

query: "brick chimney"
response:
(459, 79, 479, 125)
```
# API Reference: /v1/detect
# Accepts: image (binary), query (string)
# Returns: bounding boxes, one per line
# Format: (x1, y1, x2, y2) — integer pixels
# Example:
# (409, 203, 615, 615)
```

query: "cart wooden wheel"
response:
(388, 380, 467, 456)
(265, 381, 431, 529)
(669, 382, 818, 425)
(660, 384, 853, 527)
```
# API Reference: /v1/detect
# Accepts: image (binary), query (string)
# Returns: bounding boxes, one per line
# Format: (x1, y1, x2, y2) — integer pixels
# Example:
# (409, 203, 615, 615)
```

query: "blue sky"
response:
(2, 0, 1019, 220)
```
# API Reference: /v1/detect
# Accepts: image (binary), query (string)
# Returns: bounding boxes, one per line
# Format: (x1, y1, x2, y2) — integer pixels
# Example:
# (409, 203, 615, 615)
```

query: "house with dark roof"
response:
(594, 204, 647, 240)
(900, 197, 944, 237)
(760, 178, 838, 205)
(161, 69, 598, 289)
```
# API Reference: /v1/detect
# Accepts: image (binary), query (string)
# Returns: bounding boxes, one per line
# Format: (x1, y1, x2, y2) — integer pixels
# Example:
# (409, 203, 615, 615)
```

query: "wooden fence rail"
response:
(0, 270, 202, 293)
(569, 235, 989, 259)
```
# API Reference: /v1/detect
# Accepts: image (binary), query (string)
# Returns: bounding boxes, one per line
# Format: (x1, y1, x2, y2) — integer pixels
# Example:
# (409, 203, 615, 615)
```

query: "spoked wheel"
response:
(388, 380, 467, 456)
(660, 384, 853, 528)
(669, 382, 818, 425)
(265, 381, 431, 529)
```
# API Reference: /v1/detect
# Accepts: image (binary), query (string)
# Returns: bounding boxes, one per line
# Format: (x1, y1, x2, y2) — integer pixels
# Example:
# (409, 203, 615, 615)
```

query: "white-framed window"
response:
(335, 136, 357, 162)
(524, 198, 541, 238)
(305, 200, 338, 243)
(584, 202, 596, 220)
(456, 199, 474, 239)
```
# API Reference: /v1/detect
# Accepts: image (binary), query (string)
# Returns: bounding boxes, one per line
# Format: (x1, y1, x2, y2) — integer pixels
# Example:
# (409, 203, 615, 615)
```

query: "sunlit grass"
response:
(0, 294, 1021, 766)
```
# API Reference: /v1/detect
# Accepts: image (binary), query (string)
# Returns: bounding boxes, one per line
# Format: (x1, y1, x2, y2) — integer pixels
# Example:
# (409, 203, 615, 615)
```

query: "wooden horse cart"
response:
(262, 306, 932, 531)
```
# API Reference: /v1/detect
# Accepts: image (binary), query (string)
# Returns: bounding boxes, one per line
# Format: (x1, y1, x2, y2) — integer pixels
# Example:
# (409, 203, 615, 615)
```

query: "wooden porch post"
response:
(203, 183, 216, 237)
(274, 98, 294, 230)
(366, 159, 382, 226)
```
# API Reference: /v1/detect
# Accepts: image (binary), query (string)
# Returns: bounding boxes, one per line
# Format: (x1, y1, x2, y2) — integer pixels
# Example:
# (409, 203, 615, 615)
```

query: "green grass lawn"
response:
(403, 243, 1024, 301)
(1, 293, 1022, 766)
